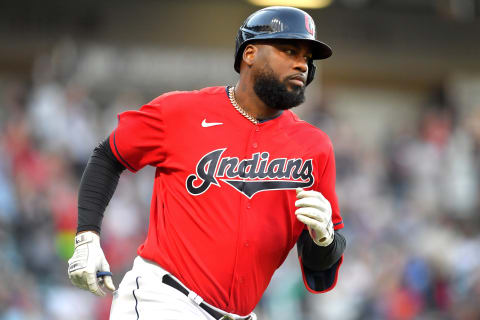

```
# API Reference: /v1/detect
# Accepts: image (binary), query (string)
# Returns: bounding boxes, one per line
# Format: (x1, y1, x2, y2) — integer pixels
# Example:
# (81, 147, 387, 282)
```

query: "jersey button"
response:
(244, 241, 249, 247)
(246, 203, 251, 209)
(252, 142, 258, 148)
(255, 126, 260, 132)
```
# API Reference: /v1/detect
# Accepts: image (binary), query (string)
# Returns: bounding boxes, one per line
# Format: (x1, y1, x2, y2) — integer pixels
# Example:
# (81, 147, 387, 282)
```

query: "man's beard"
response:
(253, 64, 306, 110)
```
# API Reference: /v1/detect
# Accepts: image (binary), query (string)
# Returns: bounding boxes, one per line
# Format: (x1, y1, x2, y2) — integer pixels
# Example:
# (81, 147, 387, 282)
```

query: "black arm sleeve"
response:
(77, 137, 126, 234)
(297, 230, 346, 271)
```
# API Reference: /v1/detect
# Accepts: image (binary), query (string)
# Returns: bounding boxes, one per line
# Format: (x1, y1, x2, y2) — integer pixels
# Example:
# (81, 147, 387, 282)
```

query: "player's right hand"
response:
(68, 231, 116, 296)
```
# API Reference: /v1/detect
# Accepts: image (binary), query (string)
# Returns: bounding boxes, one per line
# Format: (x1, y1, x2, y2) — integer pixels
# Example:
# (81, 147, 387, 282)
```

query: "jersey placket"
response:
(243, 124, 261, 249)
(228, 123, 261, 309)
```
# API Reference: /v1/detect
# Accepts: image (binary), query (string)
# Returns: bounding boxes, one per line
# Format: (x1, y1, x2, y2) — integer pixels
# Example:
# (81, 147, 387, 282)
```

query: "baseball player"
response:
(68, 6, 346, 320)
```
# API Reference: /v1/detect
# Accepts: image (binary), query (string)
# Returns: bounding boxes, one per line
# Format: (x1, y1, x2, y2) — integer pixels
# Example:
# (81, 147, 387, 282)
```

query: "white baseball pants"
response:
(109, 256, 256, 320)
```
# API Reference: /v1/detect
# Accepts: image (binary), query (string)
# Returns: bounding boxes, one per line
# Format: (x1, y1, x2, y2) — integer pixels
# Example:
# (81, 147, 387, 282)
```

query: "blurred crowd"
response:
(0, 43, 480, 320)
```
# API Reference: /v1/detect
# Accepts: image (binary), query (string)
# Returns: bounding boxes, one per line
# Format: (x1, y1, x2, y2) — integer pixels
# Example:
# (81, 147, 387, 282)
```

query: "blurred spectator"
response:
(1, 40, 480, 320)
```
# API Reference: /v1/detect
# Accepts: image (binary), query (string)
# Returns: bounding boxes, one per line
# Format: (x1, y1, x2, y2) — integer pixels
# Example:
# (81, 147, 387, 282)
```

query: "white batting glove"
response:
(295, 188, 334, 247)
(68, 231, 115, 296)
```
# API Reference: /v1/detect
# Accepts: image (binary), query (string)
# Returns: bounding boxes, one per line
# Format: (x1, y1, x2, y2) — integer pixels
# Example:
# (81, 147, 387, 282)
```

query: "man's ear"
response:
(242, 44, 258, 68)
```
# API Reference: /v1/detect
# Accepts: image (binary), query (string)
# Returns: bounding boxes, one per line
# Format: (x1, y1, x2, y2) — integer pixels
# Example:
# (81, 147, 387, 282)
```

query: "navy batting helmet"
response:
(234, 6, 332, 85)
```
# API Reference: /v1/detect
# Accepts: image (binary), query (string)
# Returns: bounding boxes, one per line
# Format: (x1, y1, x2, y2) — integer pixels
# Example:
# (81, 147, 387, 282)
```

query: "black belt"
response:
(162, 274, 251, 320)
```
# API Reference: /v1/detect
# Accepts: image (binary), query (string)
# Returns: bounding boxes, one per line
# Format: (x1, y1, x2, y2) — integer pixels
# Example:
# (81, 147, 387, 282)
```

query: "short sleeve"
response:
(109, 103, 166, 172)
(298, 255, 343, 294)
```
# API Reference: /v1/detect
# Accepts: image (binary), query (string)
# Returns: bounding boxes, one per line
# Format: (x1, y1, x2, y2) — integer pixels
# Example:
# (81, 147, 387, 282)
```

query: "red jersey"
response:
(109, 86, 344, 315)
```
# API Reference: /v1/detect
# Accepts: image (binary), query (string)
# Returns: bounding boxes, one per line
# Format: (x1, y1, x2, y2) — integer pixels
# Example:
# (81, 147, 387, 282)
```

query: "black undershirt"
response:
(77, 138, 125, 234)
(77, 137, 345, 271)
(297, 230, 346, 271)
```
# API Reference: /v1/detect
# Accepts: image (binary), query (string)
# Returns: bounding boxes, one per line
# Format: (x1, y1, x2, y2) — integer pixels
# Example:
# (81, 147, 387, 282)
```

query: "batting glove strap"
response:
(74, 231, 96, 247)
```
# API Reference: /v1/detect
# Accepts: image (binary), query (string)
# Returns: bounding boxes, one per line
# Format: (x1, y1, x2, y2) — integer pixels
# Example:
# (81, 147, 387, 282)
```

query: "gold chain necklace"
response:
(228, 86, 259, 125)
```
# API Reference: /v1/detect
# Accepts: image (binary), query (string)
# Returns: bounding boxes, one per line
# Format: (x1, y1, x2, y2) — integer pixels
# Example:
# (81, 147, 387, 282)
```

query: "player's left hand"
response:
(295, 188, 334, 247)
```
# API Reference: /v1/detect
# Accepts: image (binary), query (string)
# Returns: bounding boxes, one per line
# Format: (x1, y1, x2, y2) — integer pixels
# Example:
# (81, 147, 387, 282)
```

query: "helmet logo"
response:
(304, 14, 315, 36)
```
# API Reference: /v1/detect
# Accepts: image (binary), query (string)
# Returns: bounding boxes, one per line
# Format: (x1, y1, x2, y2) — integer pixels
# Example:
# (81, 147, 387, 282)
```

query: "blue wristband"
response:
(96, 271, 113, 278)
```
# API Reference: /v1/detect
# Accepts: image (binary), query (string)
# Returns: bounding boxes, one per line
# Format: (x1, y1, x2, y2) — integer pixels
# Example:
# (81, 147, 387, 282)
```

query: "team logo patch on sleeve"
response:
(186, 148, 314, 198)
